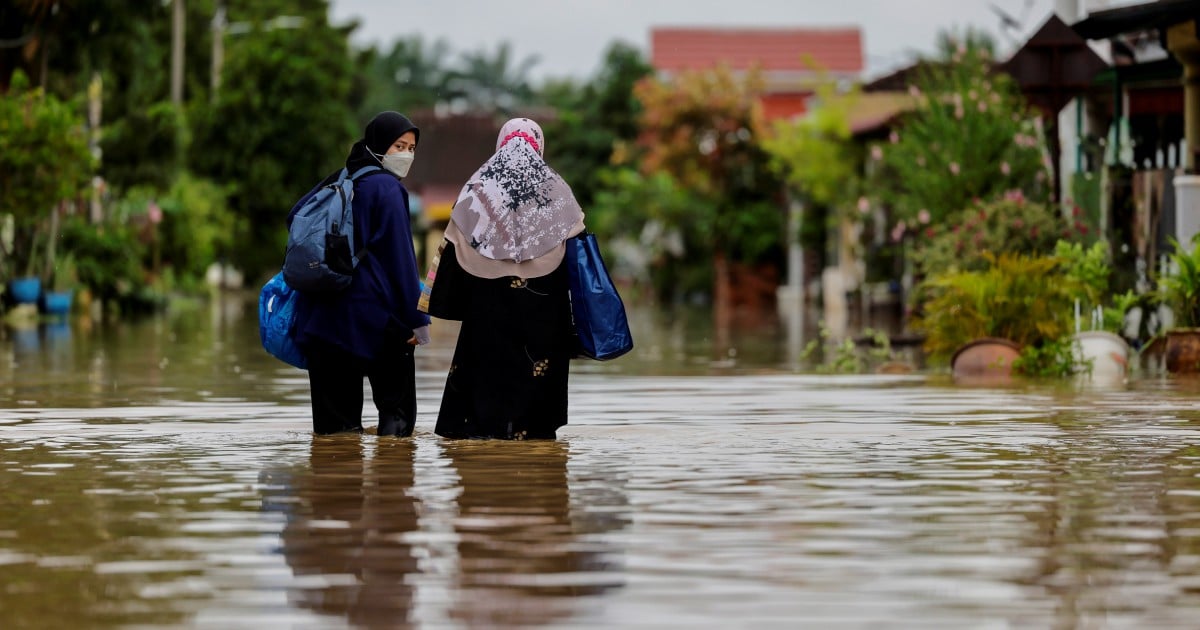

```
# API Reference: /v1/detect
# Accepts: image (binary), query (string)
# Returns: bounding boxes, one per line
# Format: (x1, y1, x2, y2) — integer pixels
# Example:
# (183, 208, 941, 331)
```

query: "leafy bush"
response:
(0, 70, 94, 279)
(915, 252, 1085, 365)
(157, 173, 239, 291)
(59, 214, 151, 309)
(1162, 237, 1200, 328)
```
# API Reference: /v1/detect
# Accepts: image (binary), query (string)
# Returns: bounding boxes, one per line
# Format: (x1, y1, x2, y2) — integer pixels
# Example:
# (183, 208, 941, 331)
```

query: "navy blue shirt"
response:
(288, 172, 430, 361)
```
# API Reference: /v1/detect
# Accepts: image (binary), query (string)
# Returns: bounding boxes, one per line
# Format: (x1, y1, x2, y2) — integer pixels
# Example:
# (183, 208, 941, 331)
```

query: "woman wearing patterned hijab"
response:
(420, 118, 585, 439)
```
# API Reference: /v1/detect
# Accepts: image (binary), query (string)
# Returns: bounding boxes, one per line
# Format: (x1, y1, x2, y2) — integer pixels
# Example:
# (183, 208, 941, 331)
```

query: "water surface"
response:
(3, 298, 1200, 628)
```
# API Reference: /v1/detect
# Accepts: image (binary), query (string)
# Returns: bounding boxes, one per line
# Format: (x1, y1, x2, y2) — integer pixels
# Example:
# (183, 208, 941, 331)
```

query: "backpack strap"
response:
(345, 165, 385, 264)
(350, 165, 383, 180)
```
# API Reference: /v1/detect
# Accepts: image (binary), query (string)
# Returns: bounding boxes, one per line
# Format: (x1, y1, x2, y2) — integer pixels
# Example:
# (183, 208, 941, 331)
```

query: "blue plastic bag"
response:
(566, 233, 633, 361)
(259, 271, 308, 369)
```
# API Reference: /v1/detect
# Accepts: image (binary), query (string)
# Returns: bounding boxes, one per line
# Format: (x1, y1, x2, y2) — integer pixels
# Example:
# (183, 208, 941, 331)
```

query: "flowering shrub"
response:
(907, 194, 1068, 277)
(867, 46, 1050, 226)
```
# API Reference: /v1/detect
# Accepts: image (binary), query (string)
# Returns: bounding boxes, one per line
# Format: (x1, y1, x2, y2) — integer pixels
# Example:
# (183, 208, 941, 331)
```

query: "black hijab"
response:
(325, 111, 421, 184)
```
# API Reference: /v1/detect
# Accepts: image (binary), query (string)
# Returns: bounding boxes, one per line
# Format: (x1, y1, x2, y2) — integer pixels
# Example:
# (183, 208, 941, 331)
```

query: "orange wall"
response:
(760, 93, 812, 121)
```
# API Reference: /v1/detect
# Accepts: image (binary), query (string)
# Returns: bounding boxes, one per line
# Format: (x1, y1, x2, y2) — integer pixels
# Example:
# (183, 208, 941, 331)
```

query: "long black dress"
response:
(427, 241, 573, 439)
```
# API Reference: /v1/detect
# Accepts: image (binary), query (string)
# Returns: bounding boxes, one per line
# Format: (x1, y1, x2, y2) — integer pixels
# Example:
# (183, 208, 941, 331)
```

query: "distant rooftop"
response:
(651, 27, 864, 75)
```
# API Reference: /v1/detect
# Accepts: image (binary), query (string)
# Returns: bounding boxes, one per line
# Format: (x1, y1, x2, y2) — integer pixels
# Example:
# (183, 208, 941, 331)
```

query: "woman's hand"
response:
(409, 325, 431, 346)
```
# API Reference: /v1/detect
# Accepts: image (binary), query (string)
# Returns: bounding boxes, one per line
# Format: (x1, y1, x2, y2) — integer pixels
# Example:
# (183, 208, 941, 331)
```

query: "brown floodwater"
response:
(2, 296, 1200, 628)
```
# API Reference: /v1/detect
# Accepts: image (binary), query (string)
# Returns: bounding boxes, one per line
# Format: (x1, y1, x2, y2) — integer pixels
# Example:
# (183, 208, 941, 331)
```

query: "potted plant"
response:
(1158, 236, 1200, 373)
(0, 71, 93, 307)
(40, 254, 76, 317)
(914, 251, 1084, 382)
(1055, 240, 1132, 382)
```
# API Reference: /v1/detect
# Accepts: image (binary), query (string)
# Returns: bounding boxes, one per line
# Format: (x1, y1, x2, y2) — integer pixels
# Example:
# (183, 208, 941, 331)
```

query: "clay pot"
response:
(950, 337, 1021, 384)
(1165, 329, 1200, 374)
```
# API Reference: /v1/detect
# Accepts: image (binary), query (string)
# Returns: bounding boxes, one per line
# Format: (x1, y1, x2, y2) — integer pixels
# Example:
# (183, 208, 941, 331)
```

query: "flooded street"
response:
(3, 296, 1200, 628)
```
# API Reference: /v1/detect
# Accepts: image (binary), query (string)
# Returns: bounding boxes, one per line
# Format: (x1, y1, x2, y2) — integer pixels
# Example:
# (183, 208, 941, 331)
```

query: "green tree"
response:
(445, 41, 539, 115)
(190, 0, 356, 279)
(0, 70, 94, 280)
(761, 81, 860, 210)
(540, 42, 652, 209)
(870, 43, 1048, 226)
(354, 35, 453, 125)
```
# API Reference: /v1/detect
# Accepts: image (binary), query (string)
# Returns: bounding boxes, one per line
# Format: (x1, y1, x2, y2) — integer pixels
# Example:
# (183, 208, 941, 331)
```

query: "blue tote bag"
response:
(566, 232, 634, 361)
(259, 271, 308, 369)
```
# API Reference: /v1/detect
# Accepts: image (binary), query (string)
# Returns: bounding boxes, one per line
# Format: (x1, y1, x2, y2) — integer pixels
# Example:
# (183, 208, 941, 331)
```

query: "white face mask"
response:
(381, 151, 414, 178)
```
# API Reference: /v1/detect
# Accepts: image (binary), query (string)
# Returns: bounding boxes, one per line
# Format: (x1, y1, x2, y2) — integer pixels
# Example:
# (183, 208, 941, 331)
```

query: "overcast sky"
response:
(325, 0, 1117, 82)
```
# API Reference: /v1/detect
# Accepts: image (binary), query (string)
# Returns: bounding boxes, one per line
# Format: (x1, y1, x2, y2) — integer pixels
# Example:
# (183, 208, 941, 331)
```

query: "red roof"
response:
(651, 27, 864, 74)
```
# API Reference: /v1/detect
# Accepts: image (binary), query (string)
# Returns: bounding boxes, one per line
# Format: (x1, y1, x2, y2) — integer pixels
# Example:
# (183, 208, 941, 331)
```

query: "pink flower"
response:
(917, 209, 930, 224)
(908, 85, 922, 98)
(857, 197, 871, 214)
(1000, 162, 1011, 175)
(889, 131, 899, 144)
(949, 162, 960, 175)
(891, 220, 907, 243)
(871, 145, 883, 161)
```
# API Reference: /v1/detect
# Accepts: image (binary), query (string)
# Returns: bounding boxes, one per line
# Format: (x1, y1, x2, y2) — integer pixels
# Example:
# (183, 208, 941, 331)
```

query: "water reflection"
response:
(443, 440, 623, 627)
(277, 436, 418, 628)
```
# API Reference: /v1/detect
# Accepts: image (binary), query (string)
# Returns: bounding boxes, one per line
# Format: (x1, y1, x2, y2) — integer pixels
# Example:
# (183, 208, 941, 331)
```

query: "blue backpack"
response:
(282, 165, 381, 293)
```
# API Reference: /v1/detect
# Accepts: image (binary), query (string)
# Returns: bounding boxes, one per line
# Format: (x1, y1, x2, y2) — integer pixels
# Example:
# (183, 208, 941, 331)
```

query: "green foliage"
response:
(869, 46, 1048, 226)
(540, 43, 653, 209)
(908, 195, 1065, 277)
(354, 35, 453, 124)
(1162, 237, 1200, 328)
(190, 3, 356, 279)
(591, 168, 715, 302)
(445, 41, 540, 115)
(100, 101, 186, 191)
(1055, 239, 1111, 307)
(1012, 336, 1078, 378)
(761, 81, 859, 208)
(157, 173, 238, 291)
(0, 70, 94, 279)
(915, 252, 1085, 364)
(58, 214, 151, 309)
(801, 325, 897, 374)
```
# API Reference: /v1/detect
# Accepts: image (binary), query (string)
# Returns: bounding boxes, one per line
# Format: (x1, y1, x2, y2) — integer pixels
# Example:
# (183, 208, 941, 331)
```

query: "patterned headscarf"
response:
(449, 118, 584, 263)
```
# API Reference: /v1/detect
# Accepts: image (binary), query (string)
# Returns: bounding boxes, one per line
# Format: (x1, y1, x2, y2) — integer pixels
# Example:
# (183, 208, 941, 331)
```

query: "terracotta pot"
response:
(1165, 329, 1200, 374)
(950, 337, 1021, 384)
(1073, 331, 1130, 382)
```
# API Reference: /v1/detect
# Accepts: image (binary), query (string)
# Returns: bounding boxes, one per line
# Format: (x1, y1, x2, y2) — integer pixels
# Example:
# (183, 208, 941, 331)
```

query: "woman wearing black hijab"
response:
(290, 111, 431, 437)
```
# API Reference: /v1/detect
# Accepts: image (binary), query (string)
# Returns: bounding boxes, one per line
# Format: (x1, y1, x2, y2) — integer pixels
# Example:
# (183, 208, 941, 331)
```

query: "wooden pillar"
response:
(1167, 22, 1200, 173)
(1167, 22, 1200, 246)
